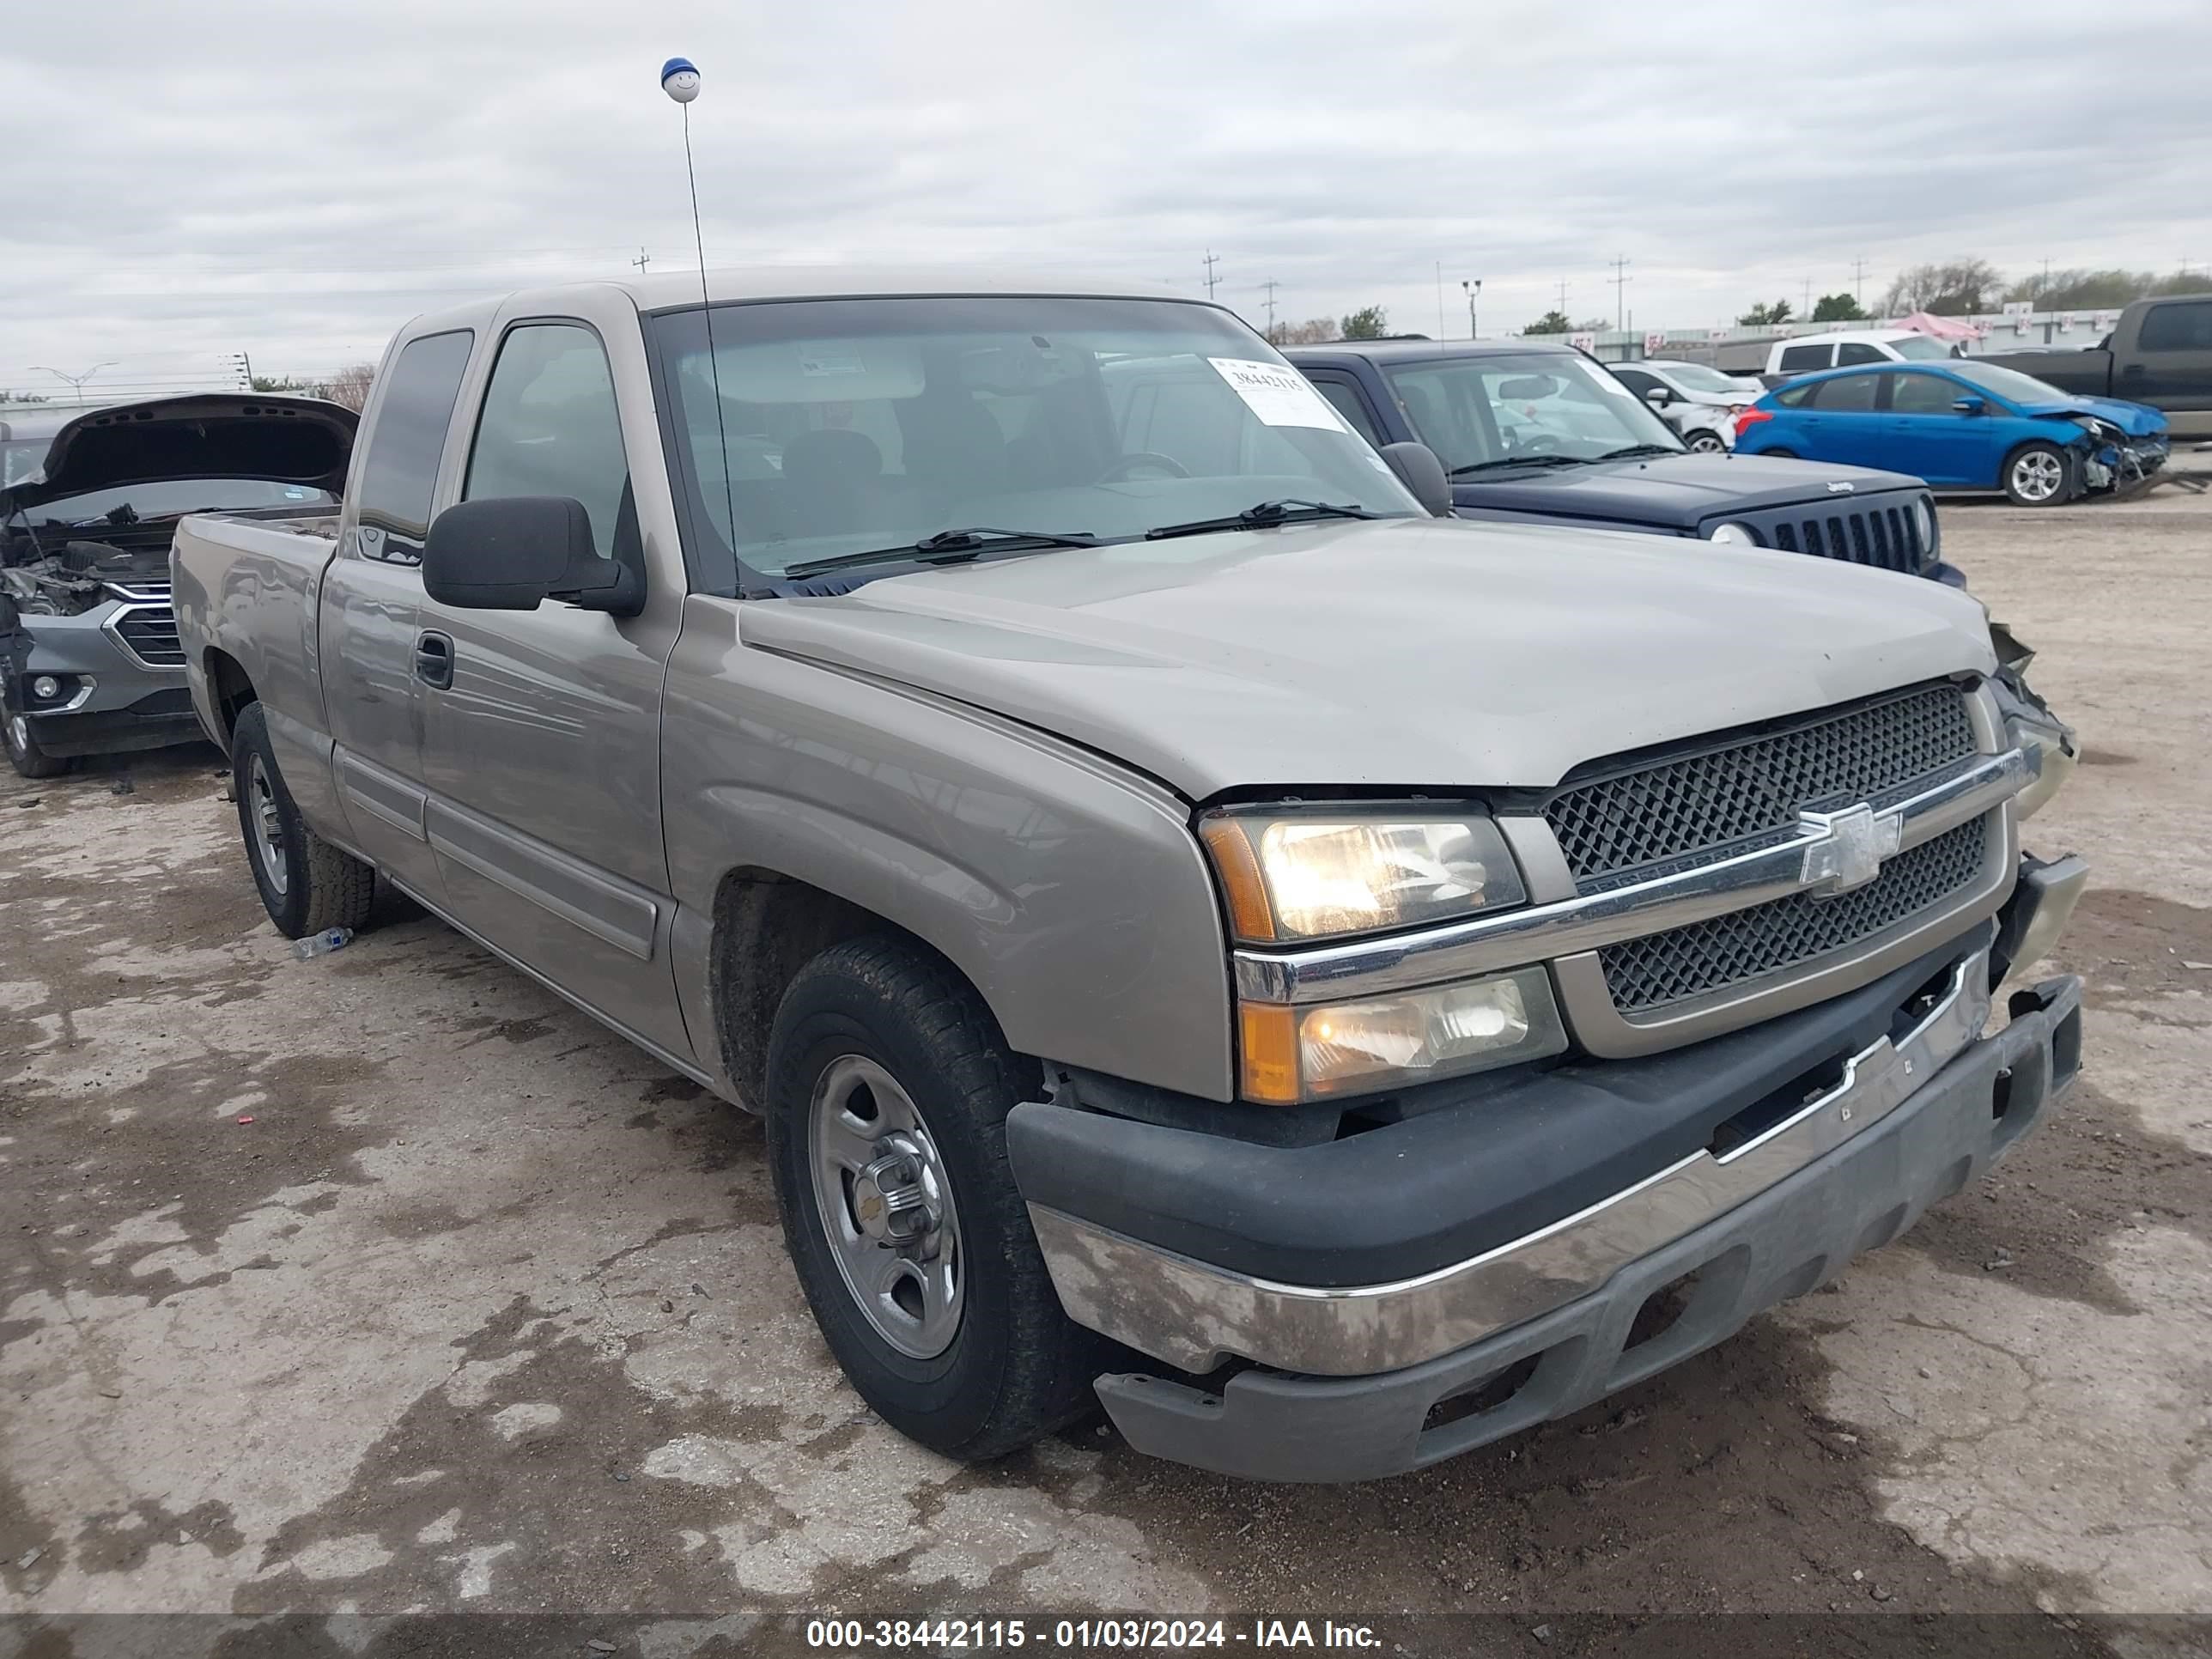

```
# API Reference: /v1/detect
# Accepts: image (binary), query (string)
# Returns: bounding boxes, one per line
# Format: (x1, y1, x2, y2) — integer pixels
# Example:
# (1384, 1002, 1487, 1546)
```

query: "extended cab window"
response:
(354, 330, 472, 563)
(1778, 343, 1831, 372)
(465, 323, 630, 561)
(2138, 301, 2212, 352)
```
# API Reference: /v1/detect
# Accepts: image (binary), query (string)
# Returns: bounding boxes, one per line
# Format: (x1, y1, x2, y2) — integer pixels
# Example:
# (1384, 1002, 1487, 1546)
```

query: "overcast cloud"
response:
(4, 0, 2209, 398)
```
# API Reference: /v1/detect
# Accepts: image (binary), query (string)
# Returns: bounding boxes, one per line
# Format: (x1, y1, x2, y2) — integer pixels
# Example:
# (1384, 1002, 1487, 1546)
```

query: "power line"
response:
(1607, 255, 1632, 332)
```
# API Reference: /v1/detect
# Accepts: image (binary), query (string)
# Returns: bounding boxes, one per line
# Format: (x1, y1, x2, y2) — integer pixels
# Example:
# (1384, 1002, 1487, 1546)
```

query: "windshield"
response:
(650, 295, 1419, 587)
(1382, 352, 1684, 472)
(19, 478, 336, 524)
(1948, 359, 2070, 406)
(1888, 337, 1953, 361)
(1653, 362, 1745, 394)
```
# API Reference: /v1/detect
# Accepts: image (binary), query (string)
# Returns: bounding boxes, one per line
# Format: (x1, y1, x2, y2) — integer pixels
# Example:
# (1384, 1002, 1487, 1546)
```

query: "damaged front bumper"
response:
(4, 605, 198, 759)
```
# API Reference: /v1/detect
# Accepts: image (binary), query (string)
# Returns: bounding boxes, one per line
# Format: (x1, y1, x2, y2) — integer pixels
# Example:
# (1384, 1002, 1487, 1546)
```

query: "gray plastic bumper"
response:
(1093, 973, 2082, 1483)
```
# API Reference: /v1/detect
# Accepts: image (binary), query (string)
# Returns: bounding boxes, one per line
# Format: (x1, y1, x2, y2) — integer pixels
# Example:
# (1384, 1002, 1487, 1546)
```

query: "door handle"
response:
(414, 630, 454, 690)
(2119, 362, 2146, 377)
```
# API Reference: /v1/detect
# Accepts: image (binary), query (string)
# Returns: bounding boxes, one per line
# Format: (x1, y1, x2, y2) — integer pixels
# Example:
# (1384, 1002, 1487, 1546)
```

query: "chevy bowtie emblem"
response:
(1799, 804, 1903, 895)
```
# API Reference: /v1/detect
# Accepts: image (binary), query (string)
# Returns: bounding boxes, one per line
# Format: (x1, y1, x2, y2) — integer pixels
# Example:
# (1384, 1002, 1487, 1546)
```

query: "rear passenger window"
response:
(1836, 343, 1887, 366)
(353, 330, 473, 563)
(1778, 343, 1831, 372)
(2138, 301, 2212, 352)
(1820, 374, 1879, 411)
(465, 323, 630, 562)
(1773, 383, 1816, 408)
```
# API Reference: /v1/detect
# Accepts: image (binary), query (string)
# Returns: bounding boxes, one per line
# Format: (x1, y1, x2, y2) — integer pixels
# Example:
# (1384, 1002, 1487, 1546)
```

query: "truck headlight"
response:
(1705, 522, 1757, 545)
(1911, 496, 1935, 551)
(1199, 810, 1525, 942)
(1238, 967, 1568, 1103)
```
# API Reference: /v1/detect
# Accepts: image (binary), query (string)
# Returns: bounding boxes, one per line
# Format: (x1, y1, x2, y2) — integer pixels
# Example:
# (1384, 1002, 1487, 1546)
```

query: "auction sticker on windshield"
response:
(1210, 357, 1350, 431)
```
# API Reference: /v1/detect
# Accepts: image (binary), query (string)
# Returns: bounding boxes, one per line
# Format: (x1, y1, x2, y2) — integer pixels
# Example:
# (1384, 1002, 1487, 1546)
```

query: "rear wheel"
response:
(1686, 428, 1729, 454)
(763, 936, 1108, 1460)
(2003, 441, 2072, 507)
(231, 702, 376, 938)
(1759, 447, 1798, 459)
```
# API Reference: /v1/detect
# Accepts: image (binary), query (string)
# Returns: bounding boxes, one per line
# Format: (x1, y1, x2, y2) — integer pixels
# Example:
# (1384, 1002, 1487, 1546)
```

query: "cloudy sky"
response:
(4, 0, 2209, 399)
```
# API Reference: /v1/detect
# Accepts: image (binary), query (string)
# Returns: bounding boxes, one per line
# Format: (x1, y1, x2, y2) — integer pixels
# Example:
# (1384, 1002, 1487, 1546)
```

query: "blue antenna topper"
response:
(660, 58, 701, 103)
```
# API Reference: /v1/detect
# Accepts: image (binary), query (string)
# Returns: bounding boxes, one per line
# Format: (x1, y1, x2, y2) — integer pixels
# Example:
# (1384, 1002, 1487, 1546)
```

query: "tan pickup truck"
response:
(172, 270, 2087, 1481)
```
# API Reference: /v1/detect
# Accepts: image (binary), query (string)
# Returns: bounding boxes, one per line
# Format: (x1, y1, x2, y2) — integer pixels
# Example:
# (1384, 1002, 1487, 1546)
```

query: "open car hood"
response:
(0, 394, 356, 514)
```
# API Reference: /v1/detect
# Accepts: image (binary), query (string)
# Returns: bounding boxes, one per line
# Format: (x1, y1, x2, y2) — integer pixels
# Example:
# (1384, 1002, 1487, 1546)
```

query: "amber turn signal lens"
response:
(1200, 816, 1276, 943)
(1237, 1001, 1301, 1104)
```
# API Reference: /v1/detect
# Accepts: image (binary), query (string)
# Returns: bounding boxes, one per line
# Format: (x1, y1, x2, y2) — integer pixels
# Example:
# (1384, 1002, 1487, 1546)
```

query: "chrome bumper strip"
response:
(1031, 949, 1991, 1377)
(1233, 747, 2033, 1006)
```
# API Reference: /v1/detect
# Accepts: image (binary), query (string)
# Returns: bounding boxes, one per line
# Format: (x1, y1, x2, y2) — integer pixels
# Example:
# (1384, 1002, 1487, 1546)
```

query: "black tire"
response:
(2002, 441, 2074, 507)
(764, 935, 1107, 1460)
(1686, 428, 1729, 454)
(3, 693, 72, 779)
(1760, 446, 1799, 459)
(231, 702, 376, 939)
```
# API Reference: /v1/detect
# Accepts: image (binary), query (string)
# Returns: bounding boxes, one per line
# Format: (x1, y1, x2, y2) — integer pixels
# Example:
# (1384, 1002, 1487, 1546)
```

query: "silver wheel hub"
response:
(808, 1054, 963, 1359)
(2014, 452, 2063, 501)
(248, 754, 288, 895)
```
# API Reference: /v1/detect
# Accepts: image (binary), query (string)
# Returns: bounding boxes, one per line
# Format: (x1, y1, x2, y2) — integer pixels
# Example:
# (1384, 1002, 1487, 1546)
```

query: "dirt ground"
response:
(3, 489, 2209, 1652)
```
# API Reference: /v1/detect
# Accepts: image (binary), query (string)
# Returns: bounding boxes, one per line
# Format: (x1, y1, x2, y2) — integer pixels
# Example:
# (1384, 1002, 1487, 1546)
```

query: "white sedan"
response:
(1608, 360, 1764, 453)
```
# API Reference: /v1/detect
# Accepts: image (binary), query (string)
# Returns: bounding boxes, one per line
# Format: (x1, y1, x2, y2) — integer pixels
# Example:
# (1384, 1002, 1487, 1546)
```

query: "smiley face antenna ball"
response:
(660, 58, 700, 103)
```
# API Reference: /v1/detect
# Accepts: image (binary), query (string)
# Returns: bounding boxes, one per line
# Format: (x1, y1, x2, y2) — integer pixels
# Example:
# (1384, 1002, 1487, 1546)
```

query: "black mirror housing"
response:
(1379, 441, 1455, 518)
(423, 496, 643, 616)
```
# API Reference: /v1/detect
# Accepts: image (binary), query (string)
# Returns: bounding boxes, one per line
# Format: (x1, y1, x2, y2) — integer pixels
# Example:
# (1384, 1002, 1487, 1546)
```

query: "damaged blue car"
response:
(1734, 358, 2170, 507)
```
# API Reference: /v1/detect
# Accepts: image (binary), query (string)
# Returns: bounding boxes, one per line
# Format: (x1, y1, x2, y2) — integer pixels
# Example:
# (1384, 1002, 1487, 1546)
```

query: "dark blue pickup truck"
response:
(1285, 339, 1955, 584)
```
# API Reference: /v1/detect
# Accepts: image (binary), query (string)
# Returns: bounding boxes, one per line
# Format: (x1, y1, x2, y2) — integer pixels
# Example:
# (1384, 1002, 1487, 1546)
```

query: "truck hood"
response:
(1449, 451, 1921, 527)
(743, 515, 1997, 799)
(0, 393, 356, 514)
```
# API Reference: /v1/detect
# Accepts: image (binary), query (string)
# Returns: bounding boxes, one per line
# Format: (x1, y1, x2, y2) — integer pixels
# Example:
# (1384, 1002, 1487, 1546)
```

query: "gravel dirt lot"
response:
(3, 489, 2209, 1653)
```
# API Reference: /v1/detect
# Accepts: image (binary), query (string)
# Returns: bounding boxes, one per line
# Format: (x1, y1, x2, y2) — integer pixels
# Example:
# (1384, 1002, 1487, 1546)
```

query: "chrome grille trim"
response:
(1231, 744, 2034, 1007)
(101, 601, 185, 670)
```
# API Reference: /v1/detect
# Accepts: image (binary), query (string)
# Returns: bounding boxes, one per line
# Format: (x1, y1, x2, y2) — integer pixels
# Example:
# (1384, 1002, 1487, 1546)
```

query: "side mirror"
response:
(1379, 441, 1454, 517)
(423, 496, 643, 616)
(1644, 386, 1673, 407)
(1951, 396, 1987, 416)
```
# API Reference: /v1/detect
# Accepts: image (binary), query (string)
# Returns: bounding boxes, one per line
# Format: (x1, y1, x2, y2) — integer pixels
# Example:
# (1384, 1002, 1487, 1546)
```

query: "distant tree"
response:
(1739, 299, 1794, 326)
(1267, 317, 1337, 346)
(2002, 267, 2212, 308)
(1527, 308, 1573, 334)
(1810, 292, 1866, 322)
(1880, 258, 2002, 317)
(0, 389, 51, 404)
(1574, 317, 1612, 334)
(311, 363, 376, 412)
(250, 374, 307, 392)
(1339, 306, 1390, 341)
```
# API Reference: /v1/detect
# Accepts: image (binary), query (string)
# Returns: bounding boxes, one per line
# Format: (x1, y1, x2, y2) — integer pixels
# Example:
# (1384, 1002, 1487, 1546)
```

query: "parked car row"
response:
(164, 268, 2086, 1482)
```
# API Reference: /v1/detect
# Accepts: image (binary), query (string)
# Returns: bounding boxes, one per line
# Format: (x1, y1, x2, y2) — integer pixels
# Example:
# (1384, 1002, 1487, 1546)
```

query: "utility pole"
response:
(1462, 277, 1481, 339)
(1802, 274, 1812, 317)
(1260, 279, 1280, 338)
(631, 246, 652, 276)
(1850, 258, 1869, 305)
(229, 350, 253, 390)
(1607, 255, 1632, 332)
(1201, 250, 1221, 301)
(33, 362, 118, 404)
(1436, 263, 1444, 340)
(1555, 277, 1570, 314)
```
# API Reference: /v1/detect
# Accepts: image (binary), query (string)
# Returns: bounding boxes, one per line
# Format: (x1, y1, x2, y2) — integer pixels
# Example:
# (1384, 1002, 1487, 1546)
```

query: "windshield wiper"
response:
(1594, 444, 1684, 461)
(1143, 499, 1380, 541)
(1448, 454, 1590, 477)
(782, 526, 1100, 580)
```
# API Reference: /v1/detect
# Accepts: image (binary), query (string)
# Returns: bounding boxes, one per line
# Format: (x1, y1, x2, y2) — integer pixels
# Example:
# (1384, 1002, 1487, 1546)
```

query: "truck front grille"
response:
(1543, 682, 1978, 891)
(1596, 815, 1991, 1013)
(1763, 501, 1926, 574)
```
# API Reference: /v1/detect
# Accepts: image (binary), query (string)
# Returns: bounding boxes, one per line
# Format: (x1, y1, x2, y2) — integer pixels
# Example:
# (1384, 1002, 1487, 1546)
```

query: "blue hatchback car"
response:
(1735, 359, 2170, 507)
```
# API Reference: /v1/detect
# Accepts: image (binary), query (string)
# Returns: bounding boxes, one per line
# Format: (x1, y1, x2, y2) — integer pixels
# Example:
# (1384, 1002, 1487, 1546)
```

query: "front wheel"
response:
(2003, 442, 2073, 507)
(763, 936, 1107, 1461)
(231, 702, 376, 938)
(4, 699, 72, 779)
